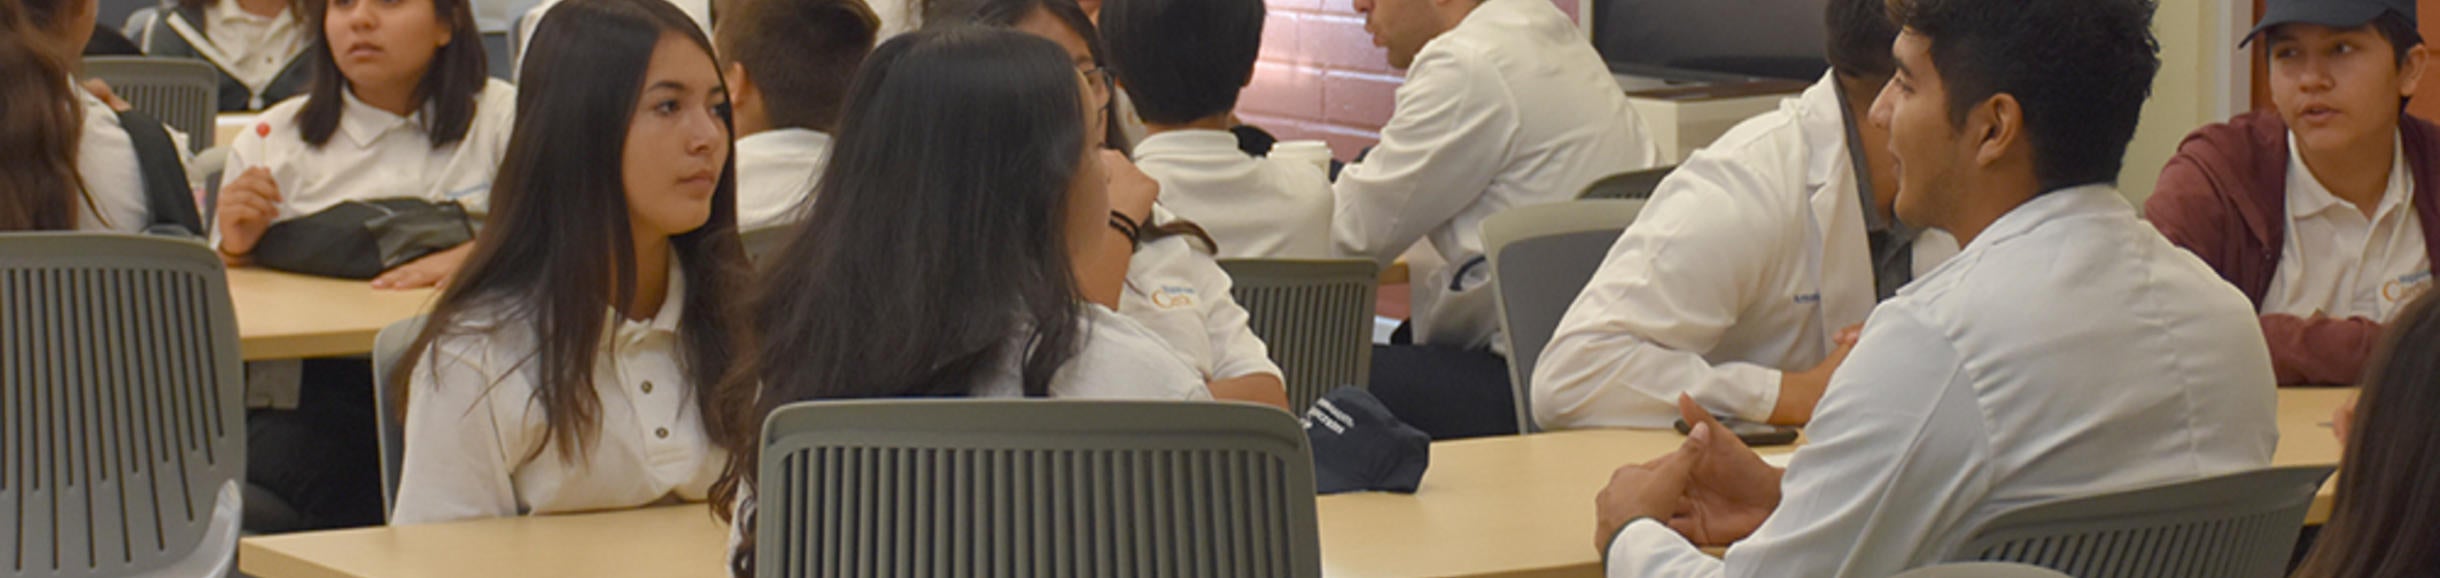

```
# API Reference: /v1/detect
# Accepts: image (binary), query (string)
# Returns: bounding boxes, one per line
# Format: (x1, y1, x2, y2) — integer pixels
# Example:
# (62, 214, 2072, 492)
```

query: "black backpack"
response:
(115, 108, 206, 237)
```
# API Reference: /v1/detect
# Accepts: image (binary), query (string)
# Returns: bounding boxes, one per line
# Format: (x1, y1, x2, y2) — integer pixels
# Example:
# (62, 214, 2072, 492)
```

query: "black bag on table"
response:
(251, 199, 474, 280)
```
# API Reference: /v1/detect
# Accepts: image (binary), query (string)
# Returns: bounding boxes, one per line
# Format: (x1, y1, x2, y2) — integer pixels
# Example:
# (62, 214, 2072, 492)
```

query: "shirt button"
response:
(655, 427, 670, 439)
(641, 381, 654, 394)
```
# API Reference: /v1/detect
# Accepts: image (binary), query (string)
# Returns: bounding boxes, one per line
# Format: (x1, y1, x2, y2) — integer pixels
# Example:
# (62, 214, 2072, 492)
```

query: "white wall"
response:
(2121, 0, 2244, 207)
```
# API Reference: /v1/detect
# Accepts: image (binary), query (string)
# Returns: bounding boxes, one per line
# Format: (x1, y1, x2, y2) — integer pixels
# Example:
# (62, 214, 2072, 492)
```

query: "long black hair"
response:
(709, 24, 1090, 531)
(295, 0, 489, 148)
(392, 0, 751, 466)
(2294, 289, 2440, 578)
(0, 0, 92, 231)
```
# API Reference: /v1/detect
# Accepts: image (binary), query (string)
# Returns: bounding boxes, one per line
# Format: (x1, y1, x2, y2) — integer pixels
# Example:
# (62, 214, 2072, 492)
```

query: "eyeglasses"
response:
(1080, 65, 1113, 99)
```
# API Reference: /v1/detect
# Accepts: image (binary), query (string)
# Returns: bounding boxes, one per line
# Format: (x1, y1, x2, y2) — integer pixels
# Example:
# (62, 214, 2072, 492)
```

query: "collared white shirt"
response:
(971, 305, 1217, 400)
(2263, 131, 2433, 321)
(1331, 0, 1662, 349)
(1533, 75, 1957, 429)
(392, 257, 725, 525)
(216, 78, 516, 244)
(199, 1, 305, 95)
(1605, 186, 2280, 578)
(1133, 130, 1333, 259)
(1119, 213, 1286, 382)
(74, 79, 161, 233)
(734, 128, 830, 233)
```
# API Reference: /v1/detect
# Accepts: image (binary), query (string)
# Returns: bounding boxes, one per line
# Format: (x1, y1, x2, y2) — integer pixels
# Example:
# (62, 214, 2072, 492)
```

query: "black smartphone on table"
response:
(1673, 417, 1800, 446)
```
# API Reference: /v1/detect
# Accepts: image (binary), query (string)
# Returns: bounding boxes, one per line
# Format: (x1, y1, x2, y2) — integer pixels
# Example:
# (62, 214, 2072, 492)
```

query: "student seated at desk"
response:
(2148, 0, 2437, 386)
(711, 27, 1208, 575)
(2295, 290, 2440, 578)
(15, 0, 190, 234)
(1097, 0, 1331, 259)
(1336, 0, 1661, 440)
(714, 0, 875, 232)
(213, 0, 513, 290)
(1593, 0, 2276, 575)
(131, 0, 311, 111)
(1120, 208, 1292, 409)
(1531, 0, 1958, 430)
(388, 0, 748, 525)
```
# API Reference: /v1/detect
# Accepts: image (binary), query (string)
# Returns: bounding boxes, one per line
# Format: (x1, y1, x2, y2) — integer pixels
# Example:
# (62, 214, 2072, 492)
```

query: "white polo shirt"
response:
(1119, 222, 1286, 382)
(733, 128, 830, 233)
(392, 256, 724, 525)
(2263, 131, 2434, 321)
(217, 78, 516, 242)
(198, 1, 306, 95)
(971, 305, 1217, 400)
(1133, 130, 1333, 259)
(74, 80, 161, 233)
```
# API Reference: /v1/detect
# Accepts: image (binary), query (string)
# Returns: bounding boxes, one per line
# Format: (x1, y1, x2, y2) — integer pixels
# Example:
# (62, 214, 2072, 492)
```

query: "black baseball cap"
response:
(1303, 387, 1430, 495)
(2245, 0, 2418, 46)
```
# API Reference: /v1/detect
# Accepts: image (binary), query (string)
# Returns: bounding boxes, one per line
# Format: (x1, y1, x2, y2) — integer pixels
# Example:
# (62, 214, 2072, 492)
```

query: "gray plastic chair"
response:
(754, 399, 1322, 578)
(1578, 165, 1675, 200)
(1216, 259, 1379, 415)
(80, 57, 220, 153)
(1, 233, 246, 577)
(1893, 563, 2076, 578)
(369, 316, 428, 523)
(1944, 465, 2336, 578)
(1482, 200, 1644, 433)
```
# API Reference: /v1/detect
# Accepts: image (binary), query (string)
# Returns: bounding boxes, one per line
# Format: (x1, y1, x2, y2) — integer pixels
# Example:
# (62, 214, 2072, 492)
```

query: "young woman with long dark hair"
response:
(960, 0, 1140, 150)
(0, 0, 95, 231)
(213, 0, 508, 289)
(709, 26, 1207, 575)
(387, 0, 752, 524)
(2294, 288, 2440, 578)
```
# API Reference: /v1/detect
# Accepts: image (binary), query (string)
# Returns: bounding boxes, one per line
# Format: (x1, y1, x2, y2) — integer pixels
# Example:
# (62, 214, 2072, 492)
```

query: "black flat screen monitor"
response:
(1592, 0, 1831, 82)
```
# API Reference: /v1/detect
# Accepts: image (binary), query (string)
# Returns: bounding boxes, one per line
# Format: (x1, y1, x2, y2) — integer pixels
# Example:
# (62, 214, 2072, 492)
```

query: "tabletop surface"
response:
(239, 389, 2352, 578)
(228, 267, 434, 361)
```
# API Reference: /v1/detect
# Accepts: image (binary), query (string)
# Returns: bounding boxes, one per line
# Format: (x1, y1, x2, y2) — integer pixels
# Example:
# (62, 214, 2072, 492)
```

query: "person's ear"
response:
(1972, 94, 2021, 169)
(726, 61, 756, 104)
(2401, 43, 2430, 101)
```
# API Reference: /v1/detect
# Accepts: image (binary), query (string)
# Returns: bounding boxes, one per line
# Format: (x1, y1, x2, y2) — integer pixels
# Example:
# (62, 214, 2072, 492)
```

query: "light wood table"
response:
(242, 505, 729, 578)
(229, 267, 435, 361)
(236, 389, 2352, 578)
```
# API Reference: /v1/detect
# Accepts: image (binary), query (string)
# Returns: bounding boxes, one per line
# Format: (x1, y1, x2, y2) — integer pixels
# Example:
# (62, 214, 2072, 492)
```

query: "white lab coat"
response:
(1604, 185, 2281, 578)
(1532, 75, 1957, 429)
(1331, 0, 1661, 350)
(1133, 130, 1334, 259)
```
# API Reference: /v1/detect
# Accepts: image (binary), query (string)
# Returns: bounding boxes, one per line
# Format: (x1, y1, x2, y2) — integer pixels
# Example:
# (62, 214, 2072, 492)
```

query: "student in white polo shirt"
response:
(1339, 0, 1661, 439)
(1121, 208, 1292, 408)
(713, 0, 875, 232)
(715, 28, 1210, 576)
(1099, 0, 1331, 259)
(15, 0, 183, 234)
(214, 0, 513, 290)
(1532, 0, 1958, 430)
(390, 0, 750, 524)
(1595, 1, 2275, 574)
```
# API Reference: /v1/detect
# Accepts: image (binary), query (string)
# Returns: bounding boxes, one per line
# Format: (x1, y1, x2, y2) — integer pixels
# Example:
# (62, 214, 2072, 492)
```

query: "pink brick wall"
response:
(1239, 0, 1580, 160)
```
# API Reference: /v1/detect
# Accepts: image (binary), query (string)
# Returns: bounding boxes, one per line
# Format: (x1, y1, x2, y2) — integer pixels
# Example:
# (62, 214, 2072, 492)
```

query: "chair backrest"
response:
(79, 57, 219, 153)
(0, 233, 245, 577)
(1481, 200, 1644, 433)
(1216, 259, 1379, 415)
(1945, 465, 2336, 578)
(755, 399, 1322, 578)
(1893, 563, 2076, 578)
(742, 226, 790, 268)
(369, 316, 428, 523)
(1577, 166, 1675, 200)
(482, 31, 514, 81)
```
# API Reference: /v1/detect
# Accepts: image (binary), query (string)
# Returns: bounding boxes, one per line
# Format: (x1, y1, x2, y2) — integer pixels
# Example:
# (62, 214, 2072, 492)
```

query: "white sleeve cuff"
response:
(1605, 517, 1726, 578)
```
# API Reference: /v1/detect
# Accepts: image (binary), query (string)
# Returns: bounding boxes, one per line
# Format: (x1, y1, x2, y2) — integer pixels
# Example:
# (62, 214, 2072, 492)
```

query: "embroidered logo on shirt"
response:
(2385, 270, 2433, 304)
(1794, 293, 1823, 304)
(1148, 285, 1198, 309)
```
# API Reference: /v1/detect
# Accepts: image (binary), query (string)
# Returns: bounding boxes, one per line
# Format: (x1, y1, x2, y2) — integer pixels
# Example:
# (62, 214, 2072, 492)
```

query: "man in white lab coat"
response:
(1591, 0, 2280, 576)
(1341, 0, 1662, 439)
(1532, 0, 1958, 430)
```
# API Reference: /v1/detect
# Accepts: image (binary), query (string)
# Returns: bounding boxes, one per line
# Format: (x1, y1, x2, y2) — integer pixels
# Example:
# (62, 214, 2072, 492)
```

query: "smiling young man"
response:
(2149, 0, 2438, 386)
(1589, 0, 2278, 575)
(1337, 0, 1661, 439)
